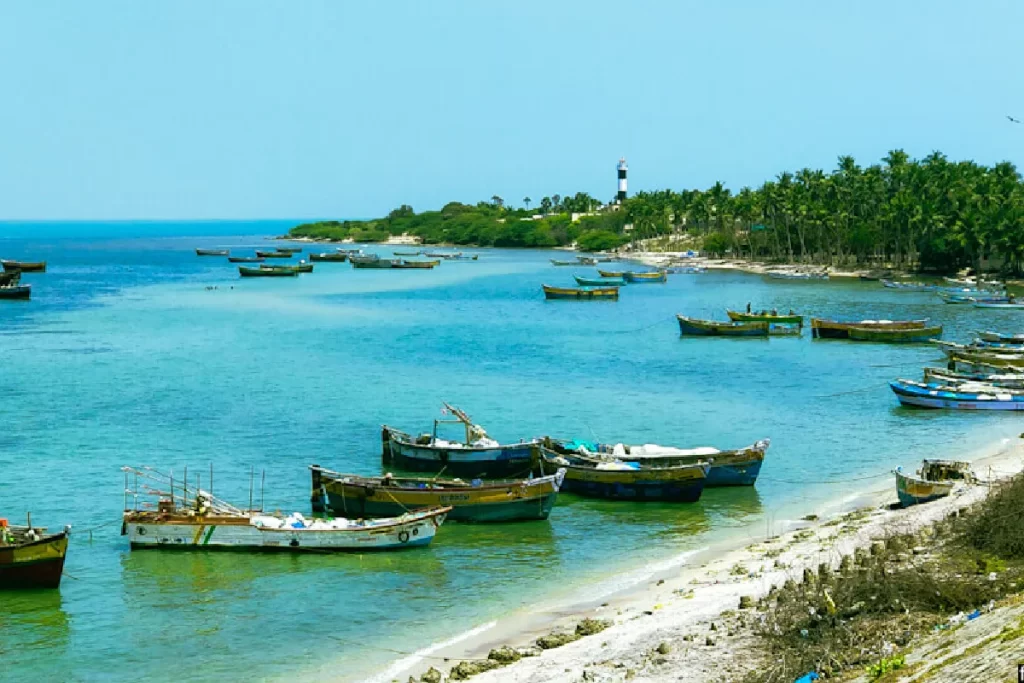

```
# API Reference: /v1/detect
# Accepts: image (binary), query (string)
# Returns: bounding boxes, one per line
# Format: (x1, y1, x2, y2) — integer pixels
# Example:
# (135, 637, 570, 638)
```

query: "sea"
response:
(1, 220, 1020, 682)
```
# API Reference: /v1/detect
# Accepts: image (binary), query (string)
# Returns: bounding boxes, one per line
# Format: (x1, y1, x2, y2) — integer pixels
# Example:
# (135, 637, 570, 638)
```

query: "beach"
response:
(390, 437, 1024, 683)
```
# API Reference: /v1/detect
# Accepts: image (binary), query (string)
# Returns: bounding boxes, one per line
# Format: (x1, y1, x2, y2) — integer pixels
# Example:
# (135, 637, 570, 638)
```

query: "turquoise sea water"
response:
(2, 221, 1021, 682)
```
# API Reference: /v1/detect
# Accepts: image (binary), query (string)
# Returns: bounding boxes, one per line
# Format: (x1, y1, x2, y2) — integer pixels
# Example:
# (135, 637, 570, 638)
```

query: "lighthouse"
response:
(616, 158, 628, 203)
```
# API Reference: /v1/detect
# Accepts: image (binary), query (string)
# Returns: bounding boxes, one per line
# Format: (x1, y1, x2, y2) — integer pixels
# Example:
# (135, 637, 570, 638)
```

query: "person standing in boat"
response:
(746, 302, 752, 313)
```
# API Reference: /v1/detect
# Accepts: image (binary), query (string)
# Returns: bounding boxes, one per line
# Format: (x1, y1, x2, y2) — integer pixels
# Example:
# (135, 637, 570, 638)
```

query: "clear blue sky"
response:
(1, 1, 1021, 220)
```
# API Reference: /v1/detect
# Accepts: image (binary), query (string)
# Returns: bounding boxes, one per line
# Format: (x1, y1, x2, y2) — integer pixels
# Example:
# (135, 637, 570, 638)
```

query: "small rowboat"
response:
(351, 256, 399, 269)
(574, 275, 625, 286)
(0, 285, 31, 300)
(542, 284, 619, 300)
(624, 271, 667, 283)
(576, 257, 598, 266)
(923, 367, 1024, 389)
(238, 266, 297, 277)
(677, 315, 768, 337)
(425, 252, 463, 259)
(890, 378, 1024, 409)
(665, 266, 706, 274)
(392, 259, 440, 269)
(274, 247, 303, 254)
(227, 256, 265, 263)
(810, 318, 929, 339)
(538, 448, 710, 502)
(195, 249, 228, 257)
(393, 250, 422, 257)
(881, 279, 936, 291)
(0, 519, 71, 589)
(1, 260, 46, 273)
(766, 270, 828, 280)
(0, 270, 21, 286)
(847, 324, 942, 343)
(255, 250, 292, 258)
(448, 254, 478, 261)
(551, 259, 578, 266)
(310, 466, 565, 522)
(261, 263, 313, 273)
(976, 330, 1024, 344)
(598, 269, 625, 278)
(726, 310, 803, 325)
(942, 346, 1024, 367)
(974, 302, 1024, 309)
(894, 460, 973, 507)
(309, 252, 349, 262)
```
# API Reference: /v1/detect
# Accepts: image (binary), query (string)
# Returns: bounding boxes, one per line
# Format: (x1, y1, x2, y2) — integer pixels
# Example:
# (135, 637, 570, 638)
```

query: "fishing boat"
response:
(121, 467, 450, 551)
(238, 266, 297, 278)
(0, 285, 31, 300)
(847, 324, 942, 343)
(598, 269, 625, 278)
(937, 292, 975, 304)
(1, 260, 46, 272)
(551, 259, 578, 266)
(574, 275, 625, 286)
(766, 270, 828, 280)
(255, 250, 292, 258)
(894, 460, 974, 507)
(392, 259, 440, 269)
(890, 378, 1024, 410)
(542, 284, 619, 300)
(0, 516, 70, 589)
(194, 249, 229, 257)
(262, 262, 313, 273)
(448, 254, 478, 261)
(273, 247, 302, 254)
(677, 315, 768, 337)
(393, 250, 422, 257)
(227, 256, 265, 263)
(881, 280, 936, 291)
(537, 449, 709, 502)
(726, 310, 803, 325)
(976, 330, 1024, 344)
(308, 252, 349, 262)
(922, 367, 1024, 389)
(351, 255, 398, 269)
(810, 318, 929, 339)
(426, 251, 463, 259)
(941, 346, 1024, 367)
(575, 257, 598, 266)
(665, 266, 706, 274)
(974, 301, 1024, 309)
(623, 271, 667, 283)
(310, 466, 565, 522)
(542, 438, 770, 487)
(0, 271, 20, 288)
(381, 404, 539, 478)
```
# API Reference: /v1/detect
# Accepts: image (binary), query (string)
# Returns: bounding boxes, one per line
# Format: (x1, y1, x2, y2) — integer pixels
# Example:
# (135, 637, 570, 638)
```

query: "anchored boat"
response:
(677, 315, 768, 337)
(381, 404, 539, 478)
(0, 284, 30, 300)
(623, 271, 667, 283)
(195, 249, 229, 257)
(542, 284, 619, 300)
(847, 324, 942, 343)
(890, 378, 1024, 410)
(1, 260, 46, 272)
(538, 448, 709, 502)
(726, 309, 803, 326)
(238, 266, 297, 277)
(810, 318, 929, 339)
(392, 259, 440, 269)
(574, 275, 625, 286)
(310, 466, 565, 522)
(227, 256, 265, 263)
(0, 516, 70, 589)
(894, 460, 974, 507)
(309, 252, 349, 262)
(255, 250, 292, 258)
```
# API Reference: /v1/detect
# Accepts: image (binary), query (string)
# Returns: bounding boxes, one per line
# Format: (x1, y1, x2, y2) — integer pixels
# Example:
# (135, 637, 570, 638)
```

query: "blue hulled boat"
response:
(538, 448, 709, 502)
(890, 378, 1024, 410)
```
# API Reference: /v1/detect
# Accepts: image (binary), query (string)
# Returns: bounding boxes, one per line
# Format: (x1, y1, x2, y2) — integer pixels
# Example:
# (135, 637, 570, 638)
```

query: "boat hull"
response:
(727, 310, 803, 325)
(1, 260, 46, 272)
(848, 325, 943, 343)
(559, 475, 705, 502)
(542, 285, 619, 300)
(0, 532, 68, 589)
(677, 315, 768, 336)
(891, 380, 1024, 410)
(574, 276, 625, 286)
(895, 472, 953, 507)
(383, 432, 539, 478)
(238, 267, 297, 277)
(623, 272, 666, 283)
(0, 285, 31, 300)
(810, 318, 929, 339)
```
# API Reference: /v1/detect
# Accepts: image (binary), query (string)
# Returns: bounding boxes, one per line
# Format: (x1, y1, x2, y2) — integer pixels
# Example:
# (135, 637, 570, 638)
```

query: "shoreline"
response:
(379, 436, 1024, 683)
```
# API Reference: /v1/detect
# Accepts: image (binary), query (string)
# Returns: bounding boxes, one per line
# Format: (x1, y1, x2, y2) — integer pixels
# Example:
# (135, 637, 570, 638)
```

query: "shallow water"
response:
(1, 222, 1019, 682)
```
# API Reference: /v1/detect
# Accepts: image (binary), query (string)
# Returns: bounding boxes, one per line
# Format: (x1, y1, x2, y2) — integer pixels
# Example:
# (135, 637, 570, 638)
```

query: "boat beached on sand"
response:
(1, 515, 71, 589)
(381, 404, 539, 478)
(121, 467, 450, 551)
(310, 466, 565, 522)
(894, 460, 974, 507)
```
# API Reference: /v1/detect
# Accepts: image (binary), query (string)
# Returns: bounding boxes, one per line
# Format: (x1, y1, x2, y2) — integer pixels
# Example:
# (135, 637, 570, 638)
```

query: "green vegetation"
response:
(291, 150, 1024, 273)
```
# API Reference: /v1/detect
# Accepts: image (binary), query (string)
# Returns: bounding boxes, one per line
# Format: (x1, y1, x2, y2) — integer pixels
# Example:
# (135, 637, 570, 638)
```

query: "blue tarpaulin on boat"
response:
(567, 439, 598, 452)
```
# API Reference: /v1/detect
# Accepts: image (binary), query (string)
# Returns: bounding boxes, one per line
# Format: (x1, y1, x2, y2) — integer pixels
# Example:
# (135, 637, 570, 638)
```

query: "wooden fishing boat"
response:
(1, 260, 46, 272)
(381, 404, 539, 478)
(0, 517, 70, 589)
(623, 271, 667, 283)
(310, 466, 565, 522)
(574, 275, 625, 286)
(542, 284, 619, 300)
(974, 301, 1024, 309)
(881, 279, 936, 291)
(847, 324, 942, 343)
(308, 252, 349, 262)
(551, 259, 578, 266)
(575, 256, 598, 266)
(194, 249, 228, 257)
(393, 259, 440, 269)
(227, 256, 265, 263)
(426, 251, 463, 259)
(937, 292, 975, 304)
(0, 285, 31, 300)
(810, 318, 929, 339)
(665, 266, 706, 274)
(677, 315, 768, 337)
(121, 467, 449, 551)
(923, 367, 1024, 389)
(598, 269, 625, 278)
(262, 262, 313, 273)
(543, 438, 769, 487)
(894, 460, 973, 507)
(351, 255, 398, 269)
(238, 266, 297, 277)
(890, 378, 1024, 409)
(942, 347, 1024, 368)
(537, 448, 709, 502)
(255, 250, 292, 258)
(448, 254, 478, 261)
(726, 310, 803, 325)
(976, 330, 1024, 344)
(273, 247, 302, 254)
(766, 270, 828, 280)
(393, 250, 422, 257)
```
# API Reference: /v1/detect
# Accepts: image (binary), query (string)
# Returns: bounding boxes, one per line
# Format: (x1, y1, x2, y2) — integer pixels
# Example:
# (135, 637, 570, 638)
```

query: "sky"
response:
(0, 0, 1022, 220)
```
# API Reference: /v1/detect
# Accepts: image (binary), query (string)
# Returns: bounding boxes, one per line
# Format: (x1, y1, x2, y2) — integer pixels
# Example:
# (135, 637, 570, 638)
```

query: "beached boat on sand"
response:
(121, 467, 449, 551)
(1, 260, 46, 272)
(381, 404, 539, 478)
(537, 448, 709, 502)
(894, 460, 974, 507)
(810, 318, 929, 339)
(0, 517, 70, 589)
(542, 284, 619, 300)
(677, 315, 768, 337)
(542, 438, 770, 487)
(310, 466, 565, 522)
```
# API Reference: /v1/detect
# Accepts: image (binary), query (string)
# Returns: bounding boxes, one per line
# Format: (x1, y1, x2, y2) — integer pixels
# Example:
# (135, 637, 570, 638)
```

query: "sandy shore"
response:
(385, 437, 1024, 683)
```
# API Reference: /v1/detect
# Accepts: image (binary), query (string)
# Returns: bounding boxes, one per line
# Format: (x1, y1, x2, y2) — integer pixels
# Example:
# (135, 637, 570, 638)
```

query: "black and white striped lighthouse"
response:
(616, 157, 628, 203)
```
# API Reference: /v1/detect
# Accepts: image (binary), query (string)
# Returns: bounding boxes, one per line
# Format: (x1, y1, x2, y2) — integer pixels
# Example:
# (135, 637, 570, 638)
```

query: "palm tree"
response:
(523, 197, 531, 210)
(491, 195, 504, 208)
